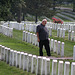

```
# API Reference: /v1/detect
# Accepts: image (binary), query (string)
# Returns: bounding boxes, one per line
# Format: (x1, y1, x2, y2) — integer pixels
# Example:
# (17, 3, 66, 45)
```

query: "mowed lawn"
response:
(0, 61, 35, 75)
(0, 28, 75, 75)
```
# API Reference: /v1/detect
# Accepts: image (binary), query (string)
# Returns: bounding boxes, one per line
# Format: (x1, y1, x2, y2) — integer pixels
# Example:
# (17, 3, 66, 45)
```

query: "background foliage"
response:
(0, 0, 75, 22)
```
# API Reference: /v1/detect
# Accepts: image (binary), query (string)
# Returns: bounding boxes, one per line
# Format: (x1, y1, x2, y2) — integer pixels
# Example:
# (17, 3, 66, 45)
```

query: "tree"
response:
(25, 0, 55, 23)
(0, 0, 12, 21)
(53, 0, 57, 10)
(73, 0, 75, 12)
(10, 0, 26, 22)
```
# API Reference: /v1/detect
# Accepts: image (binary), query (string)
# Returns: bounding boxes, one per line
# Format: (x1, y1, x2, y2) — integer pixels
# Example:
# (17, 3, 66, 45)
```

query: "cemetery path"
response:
(47, 56, 73, 60)
(55, 7, 73, 11)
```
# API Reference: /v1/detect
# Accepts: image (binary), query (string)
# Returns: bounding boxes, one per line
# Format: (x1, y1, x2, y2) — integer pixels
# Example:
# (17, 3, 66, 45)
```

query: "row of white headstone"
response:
(57, 28, 65, 38)
(50, 39, 64, 57)
(3, 22, 25, 30)
(25, 23, 75, 42)
(47, 23, 70, 31)
(23, 31, 39, 46)
(57, 28, 75, 41)
(1, 21, 75, 31)
(1, 21, 75, 41)
(47, 22, 75, 31)
(23, 31, 65, 57)
(25, 24, 37, 33)
(25, 24, 65, 38)
(0, 45, 75, 75)
(25, 23, 75, 41)
(2, 21, 40, 31)
(0, 25, 13, 37)
(1, 21, 75, 34)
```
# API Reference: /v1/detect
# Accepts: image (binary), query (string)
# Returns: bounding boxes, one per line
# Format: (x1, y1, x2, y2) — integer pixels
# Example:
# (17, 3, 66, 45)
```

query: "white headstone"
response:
(52, 60, 57, 75)
(68, 30, 71, 40)
(27, 54, 32, 72)
(71, 62, 75, 75)
(31, 55, 37, 73)
(24, 53, 28, 71)
(62, 28, 65, 38)
(71, 31, 74, 41)
(19, 52, 24, 69)
(6, 48, 10, 64)
(60, 28, 63, 37)
(9, 49, 13, 66)
(23, 53, 26, 70)
(0, 45, 2, 60)
(16, 51, 20, 68)
(54, 40, 57, 53)
(30, 33, 33, 44)
(61, 42, 64, 57)
(45, 58, 50, 75)
(50, 39, 54, 51)
(73, 45, 75, 60)
(49, 27, 52, 37)
(64, 62, 70, 75)
(25, 32, 28, 42)
(57, 28, 60, 37)
(1, 46, 5, 61)
(23, 31, 25, 41)
(58, 61, 63, 75)
(14, 50, 17, 66)
(41, 57, 46, 75)
(36, 56, 42, 75)
(57, 41, 61, 55)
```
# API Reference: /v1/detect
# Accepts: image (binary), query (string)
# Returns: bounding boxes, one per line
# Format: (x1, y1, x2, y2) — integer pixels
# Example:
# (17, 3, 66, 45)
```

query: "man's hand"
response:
(37, 38, 40, 42)
(36, 32, 40, 42)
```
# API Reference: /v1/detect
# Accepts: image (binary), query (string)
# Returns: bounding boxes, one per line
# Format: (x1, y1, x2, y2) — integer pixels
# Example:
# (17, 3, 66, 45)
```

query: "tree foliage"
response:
(10, 0, 26, 22)
(0, 0, 56, 22)
(0, 0, 11, 21)
(0, 0, 74, 22)
(73, 0, 75, 12)
(25, 0, 55, 23)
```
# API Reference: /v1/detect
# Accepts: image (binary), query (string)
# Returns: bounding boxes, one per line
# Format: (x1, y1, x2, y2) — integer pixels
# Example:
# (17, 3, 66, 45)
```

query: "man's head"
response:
(41, 19, 47, 25)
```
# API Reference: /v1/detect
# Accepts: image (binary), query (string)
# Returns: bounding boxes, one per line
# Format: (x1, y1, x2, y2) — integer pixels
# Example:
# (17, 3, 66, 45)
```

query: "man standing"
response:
(36, 19, 51, 56)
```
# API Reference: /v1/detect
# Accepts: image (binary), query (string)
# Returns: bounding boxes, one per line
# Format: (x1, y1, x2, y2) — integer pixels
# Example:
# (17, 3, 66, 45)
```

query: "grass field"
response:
(0, 61, 35, 75)
(0, 28, 75, 75)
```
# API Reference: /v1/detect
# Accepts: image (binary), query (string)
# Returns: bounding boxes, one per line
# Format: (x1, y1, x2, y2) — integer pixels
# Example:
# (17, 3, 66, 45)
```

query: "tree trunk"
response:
(35, 13, 38, 24)
(17, 4, 22, 23)
(23, 13, 25, 21)
(53, 0, 55, 10)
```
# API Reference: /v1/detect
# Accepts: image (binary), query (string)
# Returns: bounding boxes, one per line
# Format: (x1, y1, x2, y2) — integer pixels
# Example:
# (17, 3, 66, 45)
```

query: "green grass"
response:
(0, 61, 35, 75)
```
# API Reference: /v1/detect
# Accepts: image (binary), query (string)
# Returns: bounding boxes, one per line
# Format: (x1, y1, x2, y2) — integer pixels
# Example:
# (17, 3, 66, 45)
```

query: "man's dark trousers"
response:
(39, 39, 51, 56)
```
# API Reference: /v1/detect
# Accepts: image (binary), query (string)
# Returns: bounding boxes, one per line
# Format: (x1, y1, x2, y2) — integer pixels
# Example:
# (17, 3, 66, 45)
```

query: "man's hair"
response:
(42, 19, 47, 22)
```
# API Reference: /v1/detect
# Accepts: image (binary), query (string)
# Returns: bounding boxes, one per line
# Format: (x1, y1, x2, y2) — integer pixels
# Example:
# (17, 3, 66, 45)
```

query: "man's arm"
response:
(36, 32, 40, 42)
